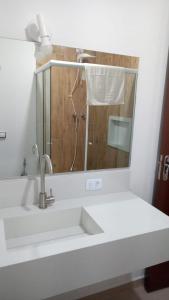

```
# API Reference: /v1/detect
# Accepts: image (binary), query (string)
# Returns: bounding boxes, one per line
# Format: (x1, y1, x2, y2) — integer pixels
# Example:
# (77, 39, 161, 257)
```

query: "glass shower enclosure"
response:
(36, 60, 137, 173)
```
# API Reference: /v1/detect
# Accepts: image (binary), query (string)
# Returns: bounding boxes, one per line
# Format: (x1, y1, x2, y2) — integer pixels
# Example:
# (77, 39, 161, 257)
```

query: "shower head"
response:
(76, 49, 95, 63)
(77, 53, 96, 63)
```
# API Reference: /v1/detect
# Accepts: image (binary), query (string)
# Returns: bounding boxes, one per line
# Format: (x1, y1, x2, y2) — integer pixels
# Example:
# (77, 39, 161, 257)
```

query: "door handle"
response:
(163, 155, 169, 181)
(157, 154, 163, 180)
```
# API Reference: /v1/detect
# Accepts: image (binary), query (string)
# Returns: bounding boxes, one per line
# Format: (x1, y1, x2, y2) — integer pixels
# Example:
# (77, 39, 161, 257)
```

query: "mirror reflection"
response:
(36, 45, 138, 173)
(0, 37, 139, 178)
(0, 38, 37, 177)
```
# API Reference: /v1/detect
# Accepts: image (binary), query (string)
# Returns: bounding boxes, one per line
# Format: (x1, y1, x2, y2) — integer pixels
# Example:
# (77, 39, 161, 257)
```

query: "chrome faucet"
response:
(39, 154, 55, 209)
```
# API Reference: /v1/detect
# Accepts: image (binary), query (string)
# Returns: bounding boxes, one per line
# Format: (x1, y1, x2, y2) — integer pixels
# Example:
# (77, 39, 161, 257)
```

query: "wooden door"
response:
(144, 55, 169, 292)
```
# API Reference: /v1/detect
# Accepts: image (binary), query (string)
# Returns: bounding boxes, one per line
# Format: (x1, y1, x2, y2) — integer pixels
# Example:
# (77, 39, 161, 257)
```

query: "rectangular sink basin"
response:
(4, 207, 103, 249)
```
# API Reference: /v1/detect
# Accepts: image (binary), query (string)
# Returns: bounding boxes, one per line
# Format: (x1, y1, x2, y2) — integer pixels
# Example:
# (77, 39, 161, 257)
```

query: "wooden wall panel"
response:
(51, 66, 86, 172)
(87, 59, 137, 170)
(37, 45, 139, 172)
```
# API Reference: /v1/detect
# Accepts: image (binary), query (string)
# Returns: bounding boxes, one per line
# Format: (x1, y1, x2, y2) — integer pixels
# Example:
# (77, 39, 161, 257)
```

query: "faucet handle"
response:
(46, 188, 55, 206)
(50, 188, 53, 197)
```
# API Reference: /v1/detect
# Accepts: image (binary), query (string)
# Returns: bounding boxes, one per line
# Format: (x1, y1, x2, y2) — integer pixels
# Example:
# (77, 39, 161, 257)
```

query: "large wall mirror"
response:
(0, 37, 139, 178)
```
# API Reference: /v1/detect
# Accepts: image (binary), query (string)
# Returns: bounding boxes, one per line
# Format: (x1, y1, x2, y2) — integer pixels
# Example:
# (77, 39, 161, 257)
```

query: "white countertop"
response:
(0, 191, 169, 269)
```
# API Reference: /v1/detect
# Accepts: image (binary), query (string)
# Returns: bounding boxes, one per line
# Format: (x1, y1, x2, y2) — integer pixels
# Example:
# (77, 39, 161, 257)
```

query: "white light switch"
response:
(86, 178, 102, 191)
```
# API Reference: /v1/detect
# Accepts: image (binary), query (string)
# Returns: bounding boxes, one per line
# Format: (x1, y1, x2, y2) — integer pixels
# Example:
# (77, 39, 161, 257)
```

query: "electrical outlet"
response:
(86, 178, 102, 191)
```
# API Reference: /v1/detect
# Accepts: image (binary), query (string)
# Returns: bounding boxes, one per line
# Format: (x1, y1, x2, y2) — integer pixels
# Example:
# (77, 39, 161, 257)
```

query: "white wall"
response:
(0, 38, 37, 177)
(0, 1, 169, 298)
(0, 0, 169, 202)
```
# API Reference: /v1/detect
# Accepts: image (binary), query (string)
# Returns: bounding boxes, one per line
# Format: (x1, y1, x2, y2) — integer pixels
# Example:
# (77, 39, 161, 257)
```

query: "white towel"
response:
(85, 65, 125, 106)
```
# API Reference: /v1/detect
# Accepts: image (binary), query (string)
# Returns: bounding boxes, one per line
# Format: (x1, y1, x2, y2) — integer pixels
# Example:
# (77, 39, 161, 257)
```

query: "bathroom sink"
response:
(4, 207, 103, 249)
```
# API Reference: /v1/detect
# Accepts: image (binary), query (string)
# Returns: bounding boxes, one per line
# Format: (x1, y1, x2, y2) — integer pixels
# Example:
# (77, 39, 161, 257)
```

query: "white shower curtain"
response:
(85, 65, 125, 106)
